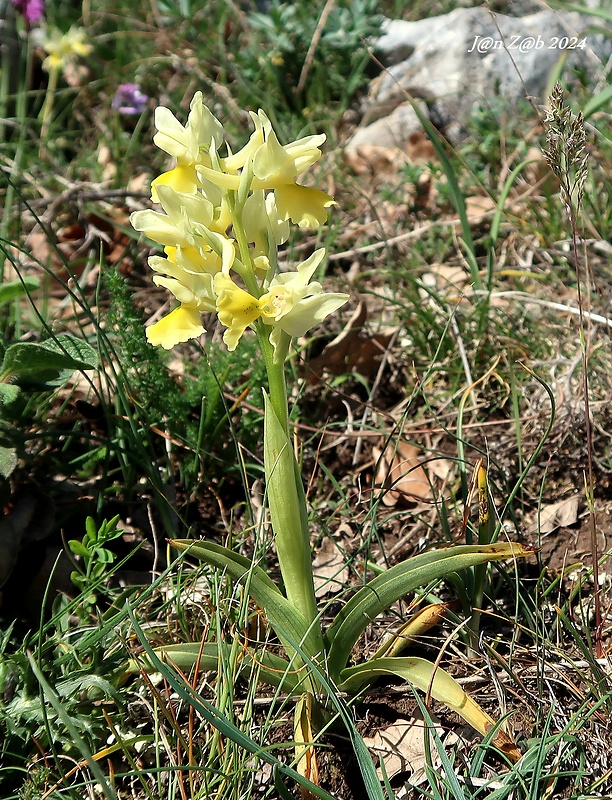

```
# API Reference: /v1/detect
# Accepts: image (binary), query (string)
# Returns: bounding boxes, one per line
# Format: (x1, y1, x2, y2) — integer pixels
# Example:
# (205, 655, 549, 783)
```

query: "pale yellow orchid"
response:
(196, 110, 334, 230)
(251, 110, 326, 183)
(274, 184, 335, 228)
(145, 241, 235, 350)
(151, 92, 224, 199)
(146, 306, 206, 350)
(214, 273, 264, 351)
(130, 185, 215, 248)
(258, 249, 349, 352)
(242, 191, 289, 255)
(36, 25, 92, 72)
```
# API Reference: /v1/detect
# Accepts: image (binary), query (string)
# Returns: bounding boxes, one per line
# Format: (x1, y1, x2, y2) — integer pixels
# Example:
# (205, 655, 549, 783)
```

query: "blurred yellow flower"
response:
(146, 306, 206, 350)
(37, 25, 92, 72)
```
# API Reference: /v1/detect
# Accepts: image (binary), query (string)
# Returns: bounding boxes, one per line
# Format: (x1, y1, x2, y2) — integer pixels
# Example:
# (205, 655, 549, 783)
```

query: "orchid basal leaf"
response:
(170, 540, 321, 660)
(372, 602, 455, 660)
(130, 641, 302, 694)
(338, 656, 522, 762)
(325, 542, 534, 676)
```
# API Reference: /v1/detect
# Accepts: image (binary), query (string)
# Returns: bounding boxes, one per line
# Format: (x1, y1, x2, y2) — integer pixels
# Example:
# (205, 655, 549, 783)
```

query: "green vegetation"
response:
(1, 1, 611, 799)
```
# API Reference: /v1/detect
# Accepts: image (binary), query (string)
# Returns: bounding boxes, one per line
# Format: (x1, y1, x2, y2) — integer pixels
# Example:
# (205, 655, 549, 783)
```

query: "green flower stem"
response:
(40, 65, 59, 145)
(259, 327, 323, 666)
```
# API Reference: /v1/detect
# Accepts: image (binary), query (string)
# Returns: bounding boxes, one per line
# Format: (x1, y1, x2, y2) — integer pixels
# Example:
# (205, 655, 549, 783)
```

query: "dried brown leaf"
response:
(363, 712, 443, 782)
(312, 535, 349, 597)
(530, 496, 580, 534)
(374, 440, 432, 507)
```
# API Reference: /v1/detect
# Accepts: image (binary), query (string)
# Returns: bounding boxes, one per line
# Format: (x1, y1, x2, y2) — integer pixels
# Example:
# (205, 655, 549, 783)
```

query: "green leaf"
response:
(0, 384, 21, 406)
(263, 391, 321, 634)
(583, 84, 612, 120)
(127, 607, 339, 800)
(0, 334, 98, 387)
(131, 641, 302, 694)
(0, 445, 17, 479)
(170, 540, 322, 660)
(27, 654, 116, 800)
(404, 95, 481, 289)
(0, 277, 40, 306)
(546, 1, 612, 23)
(338, 656, 521, 761)
(325, 542, 533, 677)
(68, 540, 91, 558)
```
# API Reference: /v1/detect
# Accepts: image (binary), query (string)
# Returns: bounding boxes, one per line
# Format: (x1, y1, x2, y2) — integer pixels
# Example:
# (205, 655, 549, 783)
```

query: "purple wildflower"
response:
(11, 0, 45, 26)
(112, 83, 149, 116)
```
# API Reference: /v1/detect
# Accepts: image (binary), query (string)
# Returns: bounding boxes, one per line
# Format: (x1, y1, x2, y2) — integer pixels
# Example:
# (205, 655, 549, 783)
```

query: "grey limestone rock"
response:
(353, 7, 611, 146)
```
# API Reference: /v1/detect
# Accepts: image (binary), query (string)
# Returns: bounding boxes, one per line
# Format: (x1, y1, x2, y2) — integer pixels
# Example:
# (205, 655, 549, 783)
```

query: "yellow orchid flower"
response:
(251, 110, 326, 183)
(214, 273, 264, 351)
(258, 249, 349, 351)
(130, 185, 214, 247)
(243, 191, 289, 254)
(144, 239, 236, 350)
(37, 26, 92, 72)
(196, 110, 334, 229)
(151, 92, 224, 199)
(146, 305, 206, 350)
(274, 184, 336, 228)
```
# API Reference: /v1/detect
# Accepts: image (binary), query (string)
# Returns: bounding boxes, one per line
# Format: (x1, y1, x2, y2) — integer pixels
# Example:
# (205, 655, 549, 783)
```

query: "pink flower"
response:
(11, 0, 45, 26)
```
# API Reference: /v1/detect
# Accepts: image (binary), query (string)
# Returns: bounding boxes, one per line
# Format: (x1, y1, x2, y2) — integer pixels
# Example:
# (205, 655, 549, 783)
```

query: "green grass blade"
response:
(583, 84, 612, 120)
(27, 653, 117, 800)
(404, 94, 481, 289)
(127, 605, 339, 800)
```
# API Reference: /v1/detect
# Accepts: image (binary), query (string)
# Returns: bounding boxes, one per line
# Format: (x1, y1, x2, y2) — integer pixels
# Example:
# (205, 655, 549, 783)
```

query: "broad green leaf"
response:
(68, 540, 91, 558)
(0, 334, 97, 387)
(338, 656, 522, 762)
(325, 542, 533, 677)
(128, 641, 302, 693)
(0, 277, 40, 306)
(170, 540, 322, 660)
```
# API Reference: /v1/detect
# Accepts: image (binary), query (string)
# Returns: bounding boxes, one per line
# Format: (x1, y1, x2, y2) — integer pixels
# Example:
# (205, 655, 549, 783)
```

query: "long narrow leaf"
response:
(170, 540, 321, 660)
(338, 656, 521, 762)
(404, 94, 481, 288)
(325, 542, 533, 677)
(131, 640, 303, 694)
(27, 653, 117, 800)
